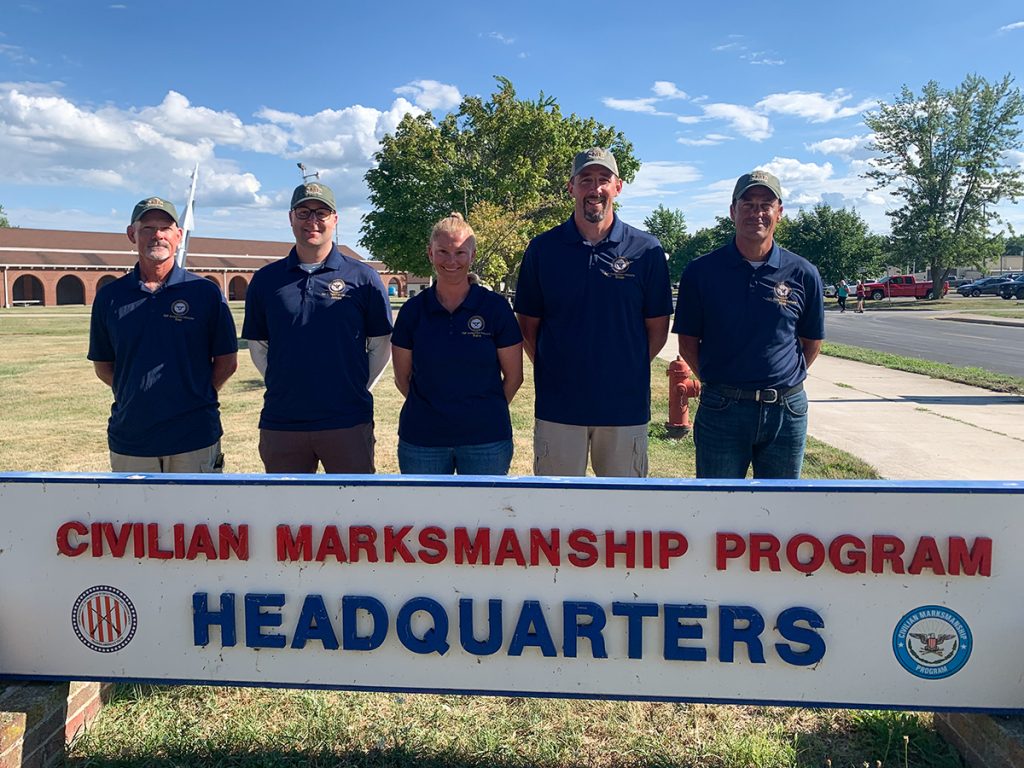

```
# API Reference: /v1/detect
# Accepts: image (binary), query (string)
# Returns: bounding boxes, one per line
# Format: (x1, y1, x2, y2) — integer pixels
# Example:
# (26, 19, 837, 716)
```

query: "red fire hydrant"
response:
(666, 356, 700, 437)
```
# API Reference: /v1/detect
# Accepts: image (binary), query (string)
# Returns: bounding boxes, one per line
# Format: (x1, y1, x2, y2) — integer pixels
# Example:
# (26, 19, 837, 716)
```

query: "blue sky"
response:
(1, 1, 1023, 256)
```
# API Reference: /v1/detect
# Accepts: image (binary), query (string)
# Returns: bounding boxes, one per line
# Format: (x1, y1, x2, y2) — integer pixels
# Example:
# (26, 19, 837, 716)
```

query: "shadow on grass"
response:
(65, 748, 543, 768)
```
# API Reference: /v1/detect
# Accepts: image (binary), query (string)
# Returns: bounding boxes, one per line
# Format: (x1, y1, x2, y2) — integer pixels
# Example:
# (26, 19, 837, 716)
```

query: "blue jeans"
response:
(694, 386, 809, 479)
(398, 439, 514, 476)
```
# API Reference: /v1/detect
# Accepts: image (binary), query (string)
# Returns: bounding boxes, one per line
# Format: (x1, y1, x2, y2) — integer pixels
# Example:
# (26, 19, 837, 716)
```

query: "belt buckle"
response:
(759, 388, 779, 404)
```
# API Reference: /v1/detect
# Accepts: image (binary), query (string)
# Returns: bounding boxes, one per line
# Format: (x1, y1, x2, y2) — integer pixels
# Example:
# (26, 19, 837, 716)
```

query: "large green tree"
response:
(864, 74, 1024, 298)
(0, 204, 11, 228)
(361, 77, 638, 288)
(643, 205, 688, 283)
(672, 216, 735, 279)
(777, 204, 884, 286)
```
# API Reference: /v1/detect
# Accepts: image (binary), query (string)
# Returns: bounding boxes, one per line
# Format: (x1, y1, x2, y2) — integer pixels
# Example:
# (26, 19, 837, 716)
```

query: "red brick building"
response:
(0, 228, 408, 307)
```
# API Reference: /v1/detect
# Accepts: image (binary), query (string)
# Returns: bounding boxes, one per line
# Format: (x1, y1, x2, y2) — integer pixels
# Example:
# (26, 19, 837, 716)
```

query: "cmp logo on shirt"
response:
(463, 315, 490, 338)
(611, 257, 631, 274)
(165, 298, 194, 321)
(772, 281, 792, 308)
(327, 278, 347, 299)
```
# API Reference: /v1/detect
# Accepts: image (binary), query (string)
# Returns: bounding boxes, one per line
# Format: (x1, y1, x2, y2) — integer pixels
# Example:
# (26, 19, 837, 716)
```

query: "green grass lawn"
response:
(0, 305, 961, 768)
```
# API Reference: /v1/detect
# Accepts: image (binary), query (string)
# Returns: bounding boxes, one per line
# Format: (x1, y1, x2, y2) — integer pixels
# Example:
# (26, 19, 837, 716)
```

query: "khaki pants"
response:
(533, 419, 649, 478)
(259, 423, 375, 474)
(110, 441, 223, 473)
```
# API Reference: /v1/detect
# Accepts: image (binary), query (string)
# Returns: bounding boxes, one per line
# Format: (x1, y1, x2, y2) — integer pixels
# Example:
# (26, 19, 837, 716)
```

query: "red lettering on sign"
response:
(567, 529, 597, 567)
(417, 526, 447, 564)
(658, 531, 688, 568)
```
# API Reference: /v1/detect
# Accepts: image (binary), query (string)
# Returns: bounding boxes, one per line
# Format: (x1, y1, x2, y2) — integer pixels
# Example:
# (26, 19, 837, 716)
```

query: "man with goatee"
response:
(514, 148, 672, 477)
(89, 197, 238, 472)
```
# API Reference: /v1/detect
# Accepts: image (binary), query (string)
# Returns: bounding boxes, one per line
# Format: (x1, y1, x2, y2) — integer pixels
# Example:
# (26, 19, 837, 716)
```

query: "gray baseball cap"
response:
(131, 197, 179, 225)
(290, 182, 337, 212)
(732, 170, 782, 202)
(571, 147, 619, 179)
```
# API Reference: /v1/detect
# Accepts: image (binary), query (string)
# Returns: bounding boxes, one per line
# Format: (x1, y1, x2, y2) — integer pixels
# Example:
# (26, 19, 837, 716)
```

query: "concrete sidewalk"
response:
(657, 343, 1024, 481)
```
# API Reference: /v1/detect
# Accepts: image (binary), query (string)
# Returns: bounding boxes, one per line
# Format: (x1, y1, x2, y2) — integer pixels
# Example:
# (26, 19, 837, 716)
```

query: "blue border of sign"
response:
(0, 472, 1022, 494)
(2, 473, 1021, 713)
(0, 672, 1020, 714)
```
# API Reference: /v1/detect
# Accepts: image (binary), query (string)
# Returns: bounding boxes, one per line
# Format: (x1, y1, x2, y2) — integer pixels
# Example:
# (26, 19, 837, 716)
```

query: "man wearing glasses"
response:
(514, 148, 672, 477)
(242, 182, 392, 473)
(673, 170, 824, 479)
(89, 197, 238, 472)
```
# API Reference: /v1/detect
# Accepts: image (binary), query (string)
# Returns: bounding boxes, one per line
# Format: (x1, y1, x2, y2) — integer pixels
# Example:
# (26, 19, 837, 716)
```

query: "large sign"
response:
(0, 474, 1021, 713)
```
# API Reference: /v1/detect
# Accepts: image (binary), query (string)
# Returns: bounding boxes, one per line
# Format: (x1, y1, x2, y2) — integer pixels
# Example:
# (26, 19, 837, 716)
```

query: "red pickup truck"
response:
(861, 275, 948, 300)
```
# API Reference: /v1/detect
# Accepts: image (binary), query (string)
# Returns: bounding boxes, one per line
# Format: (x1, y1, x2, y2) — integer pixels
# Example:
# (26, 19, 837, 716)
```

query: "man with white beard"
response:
(514, 148, 672, 477)
(89, 197, 238, 472)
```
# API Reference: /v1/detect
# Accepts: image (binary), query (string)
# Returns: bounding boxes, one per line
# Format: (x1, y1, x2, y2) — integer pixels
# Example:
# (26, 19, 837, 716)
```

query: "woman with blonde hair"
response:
(391, 213, 524, 474)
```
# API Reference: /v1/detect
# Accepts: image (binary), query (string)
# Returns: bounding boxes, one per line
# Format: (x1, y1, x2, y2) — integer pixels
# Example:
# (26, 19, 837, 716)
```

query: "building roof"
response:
(0, 228, 385, 272)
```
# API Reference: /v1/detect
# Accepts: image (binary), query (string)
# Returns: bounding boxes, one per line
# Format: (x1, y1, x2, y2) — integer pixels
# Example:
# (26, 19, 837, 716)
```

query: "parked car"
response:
(957, 276, 1014, 297)
(998, 276, 1024, 300)
(860, 274, 946, 300)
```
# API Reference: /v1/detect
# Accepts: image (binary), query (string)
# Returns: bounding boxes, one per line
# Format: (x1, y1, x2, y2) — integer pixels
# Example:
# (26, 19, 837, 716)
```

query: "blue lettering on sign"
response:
(191, 593, 826, 666)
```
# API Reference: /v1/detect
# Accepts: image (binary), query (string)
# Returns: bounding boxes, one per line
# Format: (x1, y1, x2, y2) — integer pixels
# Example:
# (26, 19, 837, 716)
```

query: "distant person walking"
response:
(837, 279, 849, 312)
(242, 182, 393, 474)
(514, 147, 673, 477)
(674, 170, 825, 479)
(88, 196, 238, 472)
(855, 280, 866, 313)
(391, 213, 523, 475)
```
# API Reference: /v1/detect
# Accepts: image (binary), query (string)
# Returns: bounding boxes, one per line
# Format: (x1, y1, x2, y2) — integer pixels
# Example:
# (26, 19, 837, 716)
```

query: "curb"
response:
(934, 316, 1024, 329)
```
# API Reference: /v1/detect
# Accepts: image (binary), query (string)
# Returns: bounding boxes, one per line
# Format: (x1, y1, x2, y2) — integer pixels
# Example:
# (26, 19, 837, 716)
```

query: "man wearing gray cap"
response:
(673, 170, 825, 479)
(242, 182, 393, 473)
(88, 196, 238, 472)
(514, 148, 673, 477)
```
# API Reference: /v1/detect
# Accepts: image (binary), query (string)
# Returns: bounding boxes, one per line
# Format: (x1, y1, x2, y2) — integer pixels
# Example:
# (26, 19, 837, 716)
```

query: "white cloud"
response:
(0, 81, 429, 211)
(0, 44, 36, 65)
(757, 90, 874, 122)
(677, 133, 732, 146)
(393, 80, 461, 111)
(651, 81, 687, 99)
(676, 115, 704, 124)
(625, 161, 702, 198)
(713, 42, 743, 52)
(998, 21, 1024, 32)
(806, 134, 874, 160)
(488, 32, 515, 44)
(702, 103, 772, 141)
(603, 97, 662, 113)
(748, 52, 784, 66)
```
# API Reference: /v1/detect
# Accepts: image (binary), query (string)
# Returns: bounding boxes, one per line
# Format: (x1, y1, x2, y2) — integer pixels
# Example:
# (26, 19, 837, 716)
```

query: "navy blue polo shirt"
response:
(514, 215, 673, 426)
(392, 284, 522, 447)
(241, 245, 393, 431)
(88, 263, 238, 457)
(673, 239, 825, 390)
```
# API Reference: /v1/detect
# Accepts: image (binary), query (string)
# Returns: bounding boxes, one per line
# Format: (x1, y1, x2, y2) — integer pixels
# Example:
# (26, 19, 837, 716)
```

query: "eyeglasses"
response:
(292, 207, 334, 221)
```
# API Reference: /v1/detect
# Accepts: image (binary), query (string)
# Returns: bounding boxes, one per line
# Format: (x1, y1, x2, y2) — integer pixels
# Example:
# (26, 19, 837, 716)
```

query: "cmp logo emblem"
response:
(467, 315, 485, 332)
(892, 605, 972, 680)
(171, 299, 189, 316)
(72, 586, 138, 653)
(328, 279, 347, 297)
(611, 257, 630, 273)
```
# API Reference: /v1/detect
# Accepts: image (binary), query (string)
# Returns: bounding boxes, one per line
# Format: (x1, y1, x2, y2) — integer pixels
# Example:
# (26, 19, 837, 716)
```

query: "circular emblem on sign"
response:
(72, 585, 138, 653)
(611, 257, 630, 273)
(329, 279, 346, 294)
(892, 605, 972, 680)
(171, 299, 189, 316)
(773, 282, 791, 300)
(468, 315, 485, 332)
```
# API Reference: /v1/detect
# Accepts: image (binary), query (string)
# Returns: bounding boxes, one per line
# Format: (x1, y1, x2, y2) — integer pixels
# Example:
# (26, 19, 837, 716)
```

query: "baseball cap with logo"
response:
(290, 182, 337, 212)
(732, 170, 783, 202)
(131, 197, 179, 225)
(571, 147, 619, 179)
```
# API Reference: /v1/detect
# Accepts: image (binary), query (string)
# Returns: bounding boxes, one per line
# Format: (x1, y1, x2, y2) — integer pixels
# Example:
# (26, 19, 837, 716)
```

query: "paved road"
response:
(824, 308, 1024, 377)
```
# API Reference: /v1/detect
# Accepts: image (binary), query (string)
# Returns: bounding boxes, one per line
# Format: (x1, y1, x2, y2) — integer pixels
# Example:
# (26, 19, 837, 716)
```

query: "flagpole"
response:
(175, 163, 198, 268)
